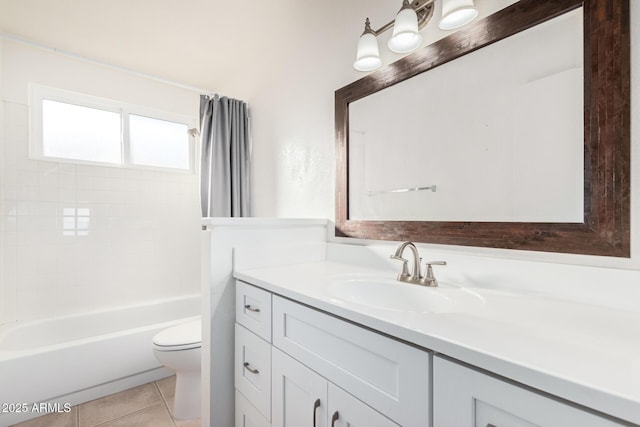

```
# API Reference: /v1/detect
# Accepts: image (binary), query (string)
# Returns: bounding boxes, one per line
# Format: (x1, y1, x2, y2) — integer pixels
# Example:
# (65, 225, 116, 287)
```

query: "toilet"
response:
(152, 318, 202, 420)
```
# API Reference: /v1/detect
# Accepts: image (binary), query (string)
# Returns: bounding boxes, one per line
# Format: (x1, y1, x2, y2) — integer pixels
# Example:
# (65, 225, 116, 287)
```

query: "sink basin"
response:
(328, 276, 484, 313)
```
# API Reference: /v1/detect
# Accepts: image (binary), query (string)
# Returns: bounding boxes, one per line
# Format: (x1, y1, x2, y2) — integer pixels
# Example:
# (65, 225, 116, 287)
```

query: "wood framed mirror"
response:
(335, 0, 630, 257)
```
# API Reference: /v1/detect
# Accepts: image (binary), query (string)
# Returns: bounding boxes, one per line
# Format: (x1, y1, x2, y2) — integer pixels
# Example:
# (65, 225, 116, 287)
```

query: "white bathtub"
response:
(0, 295, 200, 426)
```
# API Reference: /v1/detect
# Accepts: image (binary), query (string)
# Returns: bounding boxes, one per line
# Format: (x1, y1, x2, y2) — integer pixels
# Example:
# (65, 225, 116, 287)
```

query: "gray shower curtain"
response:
(199, 94, 251, 217)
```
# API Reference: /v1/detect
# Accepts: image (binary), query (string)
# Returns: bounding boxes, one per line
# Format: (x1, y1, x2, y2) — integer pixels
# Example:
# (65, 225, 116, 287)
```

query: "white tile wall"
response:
(0, 101, 201, 323)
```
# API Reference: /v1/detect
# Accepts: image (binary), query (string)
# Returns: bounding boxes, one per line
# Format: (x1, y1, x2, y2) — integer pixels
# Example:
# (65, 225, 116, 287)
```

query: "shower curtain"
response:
(199, 94, 251, 217)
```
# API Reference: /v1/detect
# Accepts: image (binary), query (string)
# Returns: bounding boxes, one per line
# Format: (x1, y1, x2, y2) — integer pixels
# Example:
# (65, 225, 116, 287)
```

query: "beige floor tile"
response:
(11, 407, 78, 427)
(78, 383, 162, 427)
(156, 376, 179, 417)
(10, 378, 200, 427)
(155, 376, 201, 424)
(156, 375, 176, 402)
(95, 403, 174, 427)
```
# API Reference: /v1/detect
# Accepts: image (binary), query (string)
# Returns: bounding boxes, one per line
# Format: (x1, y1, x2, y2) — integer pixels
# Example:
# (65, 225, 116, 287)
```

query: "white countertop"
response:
(235, 260, 640, 425)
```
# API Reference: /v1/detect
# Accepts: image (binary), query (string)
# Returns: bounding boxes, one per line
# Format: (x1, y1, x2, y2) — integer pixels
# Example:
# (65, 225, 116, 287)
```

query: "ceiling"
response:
(0, 0, 369, 99)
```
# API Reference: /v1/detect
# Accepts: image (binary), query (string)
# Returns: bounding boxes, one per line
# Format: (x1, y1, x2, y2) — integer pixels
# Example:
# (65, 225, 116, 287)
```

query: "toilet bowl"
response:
(152, 318, 201, 420)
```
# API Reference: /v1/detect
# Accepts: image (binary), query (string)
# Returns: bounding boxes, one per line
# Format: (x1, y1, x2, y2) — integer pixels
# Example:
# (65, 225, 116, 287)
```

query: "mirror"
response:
(335, 0, 630, 257)
(349, 8, 583, 223)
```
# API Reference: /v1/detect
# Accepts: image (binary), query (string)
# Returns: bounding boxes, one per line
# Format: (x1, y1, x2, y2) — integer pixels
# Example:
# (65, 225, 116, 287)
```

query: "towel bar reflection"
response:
(367, 185, 436, 196)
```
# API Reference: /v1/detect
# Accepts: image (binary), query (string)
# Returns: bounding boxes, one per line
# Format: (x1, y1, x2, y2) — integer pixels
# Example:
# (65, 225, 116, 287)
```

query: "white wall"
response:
(0, 38, 4, 317)
(249, 1, 640, 270)
(200, 219, 328, 427)
(249, 0, 518, 219)
(0, 40, 202, 324)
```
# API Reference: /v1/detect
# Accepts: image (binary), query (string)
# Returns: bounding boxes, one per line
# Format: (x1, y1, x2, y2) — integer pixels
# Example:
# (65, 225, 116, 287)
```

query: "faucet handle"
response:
(390, 255, 411, 279)
(426, 261, 447, 267)
(421, 261, 447, 287)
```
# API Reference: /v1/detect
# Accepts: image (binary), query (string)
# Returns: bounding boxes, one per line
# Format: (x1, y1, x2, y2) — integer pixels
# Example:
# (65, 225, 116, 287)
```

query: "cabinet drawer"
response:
(235, 324, 271, 420)
(272, 296, 430, 427)
(236, 281, 272, 342)
(433, 356, 626, 427)
(236, 390, 270, 427)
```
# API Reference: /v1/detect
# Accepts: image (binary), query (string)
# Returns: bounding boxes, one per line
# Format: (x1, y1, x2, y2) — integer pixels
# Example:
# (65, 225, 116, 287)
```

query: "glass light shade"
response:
(388, 5, 423, 54)
(439, 0, 479, 30)
(354, 31, 382, 72)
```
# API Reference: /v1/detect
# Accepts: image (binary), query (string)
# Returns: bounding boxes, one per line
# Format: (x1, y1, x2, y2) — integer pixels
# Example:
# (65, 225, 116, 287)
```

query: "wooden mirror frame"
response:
(335, 0, 630, 257)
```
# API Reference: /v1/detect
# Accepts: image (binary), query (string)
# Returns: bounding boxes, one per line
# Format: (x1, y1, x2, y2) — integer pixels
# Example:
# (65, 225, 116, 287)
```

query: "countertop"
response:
(234, 260, 640, 425)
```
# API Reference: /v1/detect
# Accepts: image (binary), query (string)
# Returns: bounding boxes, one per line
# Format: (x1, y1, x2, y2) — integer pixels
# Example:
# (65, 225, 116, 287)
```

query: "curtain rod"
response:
(0, 32, 216, 96)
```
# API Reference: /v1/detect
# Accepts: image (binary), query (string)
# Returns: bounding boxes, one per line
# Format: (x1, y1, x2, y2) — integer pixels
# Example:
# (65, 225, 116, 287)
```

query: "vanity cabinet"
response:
(235, 281, 431, 427)
(235, 280, 630, 427)
(433, 356, 626, 427)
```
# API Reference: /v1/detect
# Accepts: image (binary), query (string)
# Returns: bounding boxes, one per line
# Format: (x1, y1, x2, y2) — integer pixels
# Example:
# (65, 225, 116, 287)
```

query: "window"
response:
(30, 85, 195, 172)
(42, 100, 122, 164)
(129, 114, 190, 170)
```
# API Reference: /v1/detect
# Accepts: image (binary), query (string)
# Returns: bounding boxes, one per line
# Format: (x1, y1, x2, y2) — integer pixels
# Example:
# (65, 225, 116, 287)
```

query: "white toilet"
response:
(152, 318, 202, 420)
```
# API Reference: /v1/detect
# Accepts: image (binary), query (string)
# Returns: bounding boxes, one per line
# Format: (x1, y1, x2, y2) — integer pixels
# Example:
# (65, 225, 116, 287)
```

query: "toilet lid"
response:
(152, 319, 201, 349)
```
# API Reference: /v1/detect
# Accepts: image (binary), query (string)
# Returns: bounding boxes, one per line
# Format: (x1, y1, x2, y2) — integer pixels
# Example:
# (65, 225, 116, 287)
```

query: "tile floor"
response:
(10, 376, 200, 427)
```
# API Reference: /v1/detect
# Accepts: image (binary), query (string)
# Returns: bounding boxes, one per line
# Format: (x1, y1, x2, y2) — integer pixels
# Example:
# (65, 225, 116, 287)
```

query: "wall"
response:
(0, 38, 4, 318)
(0, 39, 202, 324)
(249, 0, 518, 219)
(200, 218, 328, 427)
(249, 1, 640, 271)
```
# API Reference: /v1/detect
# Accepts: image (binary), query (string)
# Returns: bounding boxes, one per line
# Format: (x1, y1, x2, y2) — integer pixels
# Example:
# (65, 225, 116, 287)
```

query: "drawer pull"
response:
(243, 362, 259, 374)
(313, 398, 321, 427)
(331, 411, 340, 427)
(244, 304, 260, 313)
(487, 424, 497, 427)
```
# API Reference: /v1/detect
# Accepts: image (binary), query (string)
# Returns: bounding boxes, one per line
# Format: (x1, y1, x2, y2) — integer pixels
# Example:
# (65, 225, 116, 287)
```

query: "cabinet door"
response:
(235, 324, 272, 420)
(433, 356, 626, 427)
(272, 347, 328, 427)
(327, 384, 399, 427)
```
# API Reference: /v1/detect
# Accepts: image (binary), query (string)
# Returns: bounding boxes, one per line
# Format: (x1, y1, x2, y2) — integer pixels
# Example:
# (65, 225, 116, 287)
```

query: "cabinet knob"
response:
(313, 398, 321, 427)
(244, 304, 260, 313)
(331, 411, 340, 427)
(243, 362, 259, 374)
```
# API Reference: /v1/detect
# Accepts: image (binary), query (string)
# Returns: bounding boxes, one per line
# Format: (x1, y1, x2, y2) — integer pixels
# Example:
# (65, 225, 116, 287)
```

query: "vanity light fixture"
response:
(353, 0, 478, 72)
(387, 0, 424, 54)
(353, 18, 383, 72)
(439, 0, 479, 30)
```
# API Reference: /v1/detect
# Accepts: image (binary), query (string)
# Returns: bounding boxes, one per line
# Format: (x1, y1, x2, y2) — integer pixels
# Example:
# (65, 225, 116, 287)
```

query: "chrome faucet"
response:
(390, 241, 422, 284)
(390, 241, 447, 287)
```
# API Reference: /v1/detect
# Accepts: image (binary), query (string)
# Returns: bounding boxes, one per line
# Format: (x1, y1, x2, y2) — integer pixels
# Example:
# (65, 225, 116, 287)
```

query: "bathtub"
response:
(0, 294, 200, 426)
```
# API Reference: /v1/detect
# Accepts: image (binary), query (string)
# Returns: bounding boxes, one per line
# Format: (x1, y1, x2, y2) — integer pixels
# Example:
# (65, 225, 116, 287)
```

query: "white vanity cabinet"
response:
(233, 259, 640, 427)
(234, 281, 431, 427)
(433, 356, 627, 427)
